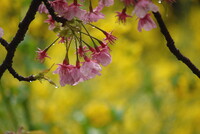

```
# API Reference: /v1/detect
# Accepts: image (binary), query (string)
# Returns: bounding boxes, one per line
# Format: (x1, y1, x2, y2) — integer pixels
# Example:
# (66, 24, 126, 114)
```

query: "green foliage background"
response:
(0, 0, 200, 134)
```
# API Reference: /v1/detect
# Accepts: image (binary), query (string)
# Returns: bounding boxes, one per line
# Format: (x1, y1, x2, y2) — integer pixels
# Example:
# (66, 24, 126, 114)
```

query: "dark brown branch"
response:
(153, 12, 200, 78)
(8, 67, 36, 82)
(0, 0, 42, 79)
(0, 38, 9, 50)
(42, 0, 67, 24)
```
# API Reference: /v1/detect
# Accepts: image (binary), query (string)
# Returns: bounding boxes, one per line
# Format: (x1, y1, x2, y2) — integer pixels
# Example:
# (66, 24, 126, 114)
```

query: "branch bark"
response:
(0, 38, 9, 50)
(0, 2, 199, 82)
(0, 0, 42, 79)
(153, 12, 200, 78)
(42, 0, 67, 24)
(8, 67, 36, 81)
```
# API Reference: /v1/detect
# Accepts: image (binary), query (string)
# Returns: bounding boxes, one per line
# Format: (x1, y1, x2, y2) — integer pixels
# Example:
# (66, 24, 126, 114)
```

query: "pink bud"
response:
(36, 48, 50, 63)
(0, 28, 4, 38)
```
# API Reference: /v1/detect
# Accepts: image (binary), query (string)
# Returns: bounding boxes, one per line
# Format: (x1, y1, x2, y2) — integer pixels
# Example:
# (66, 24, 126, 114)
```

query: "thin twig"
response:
(42, 0, 67, 24)
(153, 12, 200, 78)
(0, 38, 9, 50)
(8, 67, 36, 82)
(0, 0, 42, 79)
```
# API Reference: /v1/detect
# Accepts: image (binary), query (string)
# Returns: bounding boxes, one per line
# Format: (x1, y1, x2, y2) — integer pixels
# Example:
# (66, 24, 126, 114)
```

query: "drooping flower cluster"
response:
(38, 0, 115, 23)
(37, 0, 116, 86)
(36, 0, 175, 86)
(116, 0, 175, 30)
(116, 0, 159, 31)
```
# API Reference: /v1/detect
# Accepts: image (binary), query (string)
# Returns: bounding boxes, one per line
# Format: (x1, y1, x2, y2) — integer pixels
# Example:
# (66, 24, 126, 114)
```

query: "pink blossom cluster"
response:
(52, 40, 114, 86)
(116, 0, 159, 31)
(116, 0, 175, 31)
(37, 0, 116, 86)
(36, 0, 175, 86)
(39, 0, 114, 23)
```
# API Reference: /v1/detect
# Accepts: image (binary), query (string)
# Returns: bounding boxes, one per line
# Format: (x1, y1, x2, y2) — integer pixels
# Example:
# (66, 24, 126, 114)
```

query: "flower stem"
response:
(45, 37, 60, 51)
(81, 23, 97, 47)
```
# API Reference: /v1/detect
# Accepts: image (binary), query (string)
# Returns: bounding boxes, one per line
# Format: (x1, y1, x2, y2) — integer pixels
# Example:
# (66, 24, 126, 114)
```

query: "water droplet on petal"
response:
(29, 81, 32, 83)
(55, 86, 59, 88)
(158, 0, 162, 3)
(92, 26, 95, 29)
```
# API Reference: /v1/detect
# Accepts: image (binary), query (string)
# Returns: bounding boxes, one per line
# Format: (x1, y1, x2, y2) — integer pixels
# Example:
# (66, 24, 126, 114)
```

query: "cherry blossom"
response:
(92, 47, 112, 66)
(133, 0, 158, 18)
(44, 15, 56, 30)
(36, 48, 50, 63)
(80, 60, 102, 80)
(103, 31, 117, 44)
(54, 63, 77, 86)
(116, 8, 132, 23)
(84, 10, 104, 23)
(137, 13, 157, 32)
(38, 3, 48, 14)
(63, 2, 86, 21)
(70, 67, 87, 85)
(34, 0, 172, 86)
(83, 1, 105, 23)
(58, 37, 67, 44)
(50, 0, 68, 16)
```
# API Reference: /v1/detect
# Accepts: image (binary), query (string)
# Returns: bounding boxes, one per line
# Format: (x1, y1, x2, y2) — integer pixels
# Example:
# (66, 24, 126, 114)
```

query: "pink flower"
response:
(70, 67, 87, 84)
(53, 60, 93, 86)
(98, 40, 109, 48)
(93, 3, 104, 12)
(54, 63, 76, 86)
(133, 0, 158, 18)
(103, 31, 117, 44)
(54, 60, 102, 86)
(99, 0, 114, 7)
(58, 37, 66, 43)
(0, 28, 4, 38)
(84, 11, 104, 23)
(44, 15, 56, 30)
(38, 3, 48, 14)
(92, 47, 112, 66)
(77, 46, 95, 57)
(50, 0, 68, 15)
(137, 14, 157, 32)
(63, 2, 86, 21)
(116, 8, 132, 23)
(80, 60, 102, 80)
(36, 48, 50, 63)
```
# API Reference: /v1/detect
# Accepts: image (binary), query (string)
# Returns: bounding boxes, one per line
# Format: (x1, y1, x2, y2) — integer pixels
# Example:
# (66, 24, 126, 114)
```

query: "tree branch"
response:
(0, 38, 9, 50)
(153, 12, 200, 78)
(42, 0, 67, 24)
(8, 67, 36, 82)
(0, 0, 42, 79)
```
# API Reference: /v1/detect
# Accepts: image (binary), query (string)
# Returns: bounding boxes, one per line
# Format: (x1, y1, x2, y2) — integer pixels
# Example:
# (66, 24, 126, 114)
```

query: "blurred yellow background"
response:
(0, 0, 200, 134)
